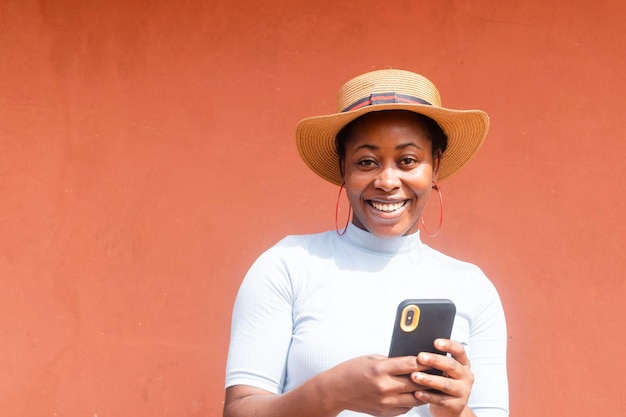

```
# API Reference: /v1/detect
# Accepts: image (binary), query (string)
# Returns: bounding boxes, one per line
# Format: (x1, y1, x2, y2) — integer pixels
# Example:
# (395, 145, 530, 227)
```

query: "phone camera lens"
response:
(406, 310, 414, 324)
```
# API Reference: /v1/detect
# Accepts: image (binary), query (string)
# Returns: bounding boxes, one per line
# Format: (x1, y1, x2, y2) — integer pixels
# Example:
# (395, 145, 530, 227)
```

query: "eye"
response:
(357, 159, 378, 168)
(399, 157, 418, 166)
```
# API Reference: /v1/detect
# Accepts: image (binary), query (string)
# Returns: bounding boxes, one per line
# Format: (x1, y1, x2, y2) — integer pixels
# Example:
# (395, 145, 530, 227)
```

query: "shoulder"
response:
(258, 230, 338, 261)
(421, 247, 507, 338)
(246, 230, 337, 274)
(422, 244, 485, 275)
(421, 244, 500, 295)
(278, 230, 338, 249)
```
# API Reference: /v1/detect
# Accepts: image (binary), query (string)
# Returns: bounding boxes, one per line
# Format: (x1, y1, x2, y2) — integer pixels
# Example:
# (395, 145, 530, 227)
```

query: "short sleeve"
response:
(467, 276, 509, 417)
(224, 242, 296, 393)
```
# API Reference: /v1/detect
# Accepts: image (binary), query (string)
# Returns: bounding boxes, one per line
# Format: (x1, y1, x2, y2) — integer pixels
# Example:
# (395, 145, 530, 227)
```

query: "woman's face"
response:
(341, 111, 440, 238)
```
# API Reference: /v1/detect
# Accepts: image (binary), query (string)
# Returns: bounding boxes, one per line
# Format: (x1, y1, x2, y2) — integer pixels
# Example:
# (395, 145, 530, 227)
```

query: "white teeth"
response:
(371, 201, 405, 212)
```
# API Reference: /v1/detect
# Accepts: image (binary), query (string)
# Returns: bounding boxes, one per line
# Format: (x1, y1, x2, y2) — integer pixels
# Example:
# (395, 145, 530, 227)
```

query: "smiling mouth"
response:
(369, 200, 408, 213)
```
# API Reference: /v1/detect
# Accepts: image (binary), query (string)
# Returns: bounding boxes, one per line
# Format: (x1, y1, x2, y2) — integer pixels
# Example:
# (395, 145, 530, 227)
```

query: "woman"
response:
(223, 69, 509, 417)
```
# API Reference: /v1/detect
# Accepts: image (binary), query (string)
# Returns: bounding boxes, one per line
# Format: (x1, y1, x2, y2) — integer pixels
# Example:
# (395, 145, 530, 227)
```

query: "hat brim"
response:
(296, 103, 489, 186)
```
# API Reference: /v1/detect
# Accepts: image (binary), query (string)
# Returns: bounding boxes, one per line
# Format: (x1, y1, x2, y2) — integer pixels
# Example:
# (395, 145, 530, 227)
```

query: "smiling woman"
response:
(223, 69, 508, 417)
(338, 111, 443, 238)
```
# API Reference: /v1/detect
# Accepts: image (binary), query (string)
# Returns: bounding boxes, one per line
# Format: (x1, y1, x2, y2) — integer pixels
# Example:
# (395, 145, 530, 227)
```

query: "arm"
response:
(224, 383, 334, 417)
(224, 355, 432, 417)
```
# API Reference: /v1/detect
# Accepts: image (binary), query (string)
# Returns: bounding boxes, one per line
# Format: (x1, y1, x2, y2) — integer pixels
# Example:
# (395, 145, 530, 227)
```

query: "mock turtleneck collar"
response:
(341, 222, 423, 255)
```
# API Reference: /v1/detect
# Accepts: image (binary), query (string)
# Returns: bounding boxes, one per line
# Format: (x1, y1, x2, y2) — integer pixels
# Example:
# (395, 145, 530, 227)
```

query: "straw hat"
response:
(296, 69, 489, 185)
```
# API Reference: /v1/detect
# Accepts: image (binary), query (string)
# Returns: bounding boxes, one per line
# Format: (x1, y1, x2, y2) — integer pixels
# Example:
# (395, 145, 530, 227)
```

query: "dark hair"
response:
(335, 110, 448, 175)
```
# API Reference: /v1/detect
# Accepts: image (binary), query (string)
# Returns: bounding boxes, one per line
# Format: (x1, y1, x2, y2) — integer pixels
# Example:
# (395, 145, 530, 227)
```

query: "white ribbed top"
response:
(225, 223, 509, 416)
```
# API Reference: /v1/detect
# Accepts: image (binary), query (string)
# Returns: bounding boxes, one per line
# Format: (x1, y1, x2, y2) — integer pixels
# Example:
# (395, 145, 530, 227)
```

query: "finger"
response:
(418, 350, 469, 381)
(434, 339, 470, 366)
(385, 368, 431, 395)
(414, 388, 453, 407)
(417, 351, 456, 373)
(415, 388, 468, 417)
(365, 356, 429, 393)
(384, 355, 427, 375)
(411, 370, 457, 396)
(396, 392, 428, 409)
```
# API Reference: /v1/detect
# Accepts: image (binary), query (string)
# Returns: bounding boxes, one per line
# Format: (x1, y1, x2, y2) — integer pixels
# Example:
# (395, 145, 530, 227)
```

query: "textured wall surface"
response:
(1, 0, 625, 416)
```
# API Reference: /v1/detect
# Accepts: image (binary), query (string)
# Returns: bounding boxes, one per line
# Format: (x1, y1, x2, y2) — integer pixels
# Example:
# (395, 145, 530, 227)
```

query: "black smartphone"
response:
(388, 299, 456, 376)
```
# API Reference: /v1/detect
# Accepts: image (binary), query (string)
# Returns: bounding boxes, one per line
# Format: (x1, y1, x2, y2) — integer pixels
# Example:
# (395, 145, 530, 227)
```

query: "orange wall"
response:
(1, 1, 625, 416)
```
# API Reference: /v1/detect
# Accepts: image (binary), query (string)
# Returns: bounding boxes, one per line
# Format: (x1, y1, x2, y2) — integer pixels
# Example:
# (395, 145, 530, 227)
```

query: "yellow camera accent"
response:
(399, 304, 420, 332)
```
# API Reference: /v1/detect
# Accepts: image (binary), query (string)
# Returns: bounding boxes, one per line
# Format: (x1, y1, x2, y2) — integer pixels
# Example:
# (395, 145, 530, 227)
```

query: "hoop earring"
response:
(335, 183, 352, 236)
(420, 181, 443, 237)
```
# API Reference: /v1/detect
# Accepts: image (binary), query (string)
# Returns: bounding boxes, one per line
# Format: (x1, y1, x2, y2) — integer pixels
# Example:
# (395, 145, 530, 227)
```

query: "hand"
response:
(321, 354, 431, 417)
(410, 339, 475, 417)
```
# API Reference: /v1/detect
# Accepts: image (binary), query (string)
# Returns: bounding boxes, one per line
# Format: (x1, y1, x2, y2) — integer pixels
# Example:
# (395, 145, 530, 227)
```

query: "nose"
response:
(374, 167, 401, 191)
